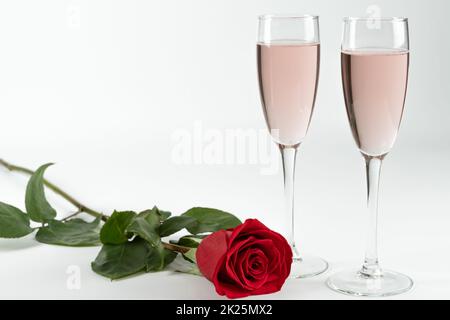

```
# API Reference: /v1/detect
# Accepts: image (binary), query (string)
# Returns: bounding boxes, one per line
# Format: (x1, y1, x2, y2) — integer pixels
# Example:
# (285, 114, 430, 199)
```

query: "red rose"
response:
(196, 219, 292, 299)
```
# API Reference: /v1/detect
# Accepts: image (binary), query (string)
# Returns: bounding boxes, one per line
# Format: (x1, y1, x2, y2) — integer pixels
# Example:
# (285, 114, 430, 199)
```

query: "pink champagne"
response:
(341, 50, 409, 156)
(257, 42, 320, 146)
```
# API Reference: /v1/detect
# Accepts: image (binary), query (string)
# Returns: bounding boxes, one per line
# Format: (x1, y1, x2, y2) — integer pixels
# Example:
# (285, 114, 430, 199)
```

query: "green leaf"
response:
(35, 218, 101, 246)
(182, 248, 197, 264)
(91, 238, 149, 280)
(25, 163, 57, 222)
(100, 211, 136, 245)
(158, 209, 171, 221)
(91, 238, 177, 280)
(170, 255, 202, 276)
(126, 210, 161, 247)
(139, 206, 171, 222)
(146, 244, 177, 272)
(182, 207, 241, 234)
(170, 235, 205, 248)
(0, 202, 34, 238)
(159, 216, 197, 237)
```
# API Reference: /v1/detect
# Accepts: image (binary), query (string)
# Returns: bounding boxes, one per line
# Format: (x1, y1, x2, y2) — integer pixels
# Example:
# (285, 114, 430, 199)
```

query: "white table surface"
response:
(1, 141, 448, 300)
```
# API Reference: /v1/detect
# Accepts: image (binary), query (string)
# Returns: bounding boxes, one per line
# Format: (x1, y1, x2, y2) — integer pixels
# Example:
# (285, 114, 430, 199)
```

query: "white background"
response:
(0, 0, 449, 299)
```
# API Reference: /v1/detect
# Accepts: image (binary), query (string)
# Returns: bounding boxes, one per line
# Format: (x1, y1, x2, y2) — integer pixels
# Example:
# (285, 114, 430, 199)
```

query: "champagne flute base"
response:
(289, 255, 329, 279)
(326, 269, 413, 297)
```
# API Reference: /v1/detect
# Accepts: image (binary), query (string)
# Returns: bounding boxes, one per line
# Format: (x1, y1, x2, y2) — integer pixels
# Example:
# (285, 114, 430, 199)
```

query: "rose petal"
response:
(224, 237, 257, 288)
(196, 230, 231, 281)
(227, 219, 271, 245)
(245, 228, 292, 276)
(226, 239, 274, 291)
(235, 248, 268, 290)
(247, 250, 268, 278)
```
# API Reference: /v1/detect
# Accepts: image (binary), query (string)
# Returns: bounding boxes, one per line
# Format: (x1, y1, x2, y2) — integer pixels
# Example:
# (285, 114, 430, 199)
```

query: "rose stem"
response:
(162, 242, 190, 254)
(61, 209, 83, 221)
(0, 158, 191, 253)
(0, 158, 107, 221)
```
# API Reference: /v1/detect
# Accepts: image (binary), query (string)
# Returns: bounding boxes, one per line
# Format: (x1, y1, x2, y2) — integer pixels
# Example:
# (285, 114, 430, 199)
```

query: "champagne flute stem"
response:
(279, 144, 300, 258)
(361, 155, 384, 277)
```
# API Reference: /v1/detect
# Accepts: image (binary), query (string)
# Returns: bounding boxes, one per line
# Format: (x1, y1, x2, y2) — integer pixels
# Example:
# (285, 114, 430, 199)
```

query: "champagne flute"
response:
(257, 14, 328, 278)
(327, 17, 413, 296)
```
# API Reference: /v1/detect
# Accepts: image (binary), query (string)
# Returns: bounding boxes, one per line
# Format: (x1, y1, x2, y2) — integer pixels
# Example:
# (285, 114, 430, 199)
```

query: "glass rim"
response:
(343, 16, 408, 22)
(258, 14, 319, 21)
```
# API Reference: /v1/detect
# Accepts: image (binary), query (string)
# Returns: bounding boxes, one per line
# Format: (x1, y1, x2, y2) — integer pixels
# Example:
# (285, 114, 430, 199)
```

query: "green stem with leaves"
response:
(0, 158, 243, 280)
(0, 158, 107, 221)
(0, 158, 191, 253)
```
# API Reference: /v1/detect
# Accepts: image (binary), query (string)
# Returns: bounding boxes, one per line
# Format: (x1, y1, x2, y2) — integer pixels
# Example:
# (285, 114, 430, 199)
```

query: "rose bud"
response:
(196, 219, 292, 299)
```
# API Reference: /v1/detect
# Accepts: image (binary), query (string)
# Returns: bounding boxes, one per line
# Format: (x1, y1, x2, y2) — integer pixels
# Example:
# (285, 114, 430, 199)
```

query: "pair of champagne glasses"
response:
(257, 15, 412, 297)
